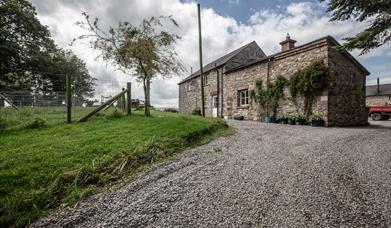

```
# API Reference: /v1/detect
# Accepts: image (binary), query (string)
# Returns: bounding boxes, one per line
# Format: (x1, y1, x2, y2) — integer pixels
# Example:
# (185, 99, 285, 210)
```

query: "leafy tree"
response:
(0, 0, 52, 90)
(321, 0, 391, 54)
(0, 0, 96, 105)
(75, 12, 183, 116)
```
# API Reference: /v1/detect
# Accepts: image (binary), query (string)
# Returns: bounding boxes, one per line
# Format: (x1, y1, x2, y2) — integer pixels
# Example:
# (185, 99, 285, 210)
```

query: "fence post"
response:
(66, 74, 72, 124)
(120, 88, 125, 111)
(127, 82, 131, 115)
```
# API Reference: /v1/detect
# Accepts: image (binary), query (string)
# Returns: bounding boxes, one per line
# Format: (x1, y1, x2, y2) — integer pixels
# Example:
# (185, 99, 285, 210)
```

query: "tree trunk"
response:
(142, 78, 151, 117)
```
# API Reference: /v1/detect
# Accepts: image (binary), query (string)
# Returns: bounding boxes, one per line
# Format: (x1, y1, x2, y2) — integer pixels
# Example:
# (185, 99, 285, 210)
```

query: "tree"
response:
(75, 12, 183, 116)
(0, 0, 53, 90)
(321, 0, 391, 54)
(0, 0, 96, 105)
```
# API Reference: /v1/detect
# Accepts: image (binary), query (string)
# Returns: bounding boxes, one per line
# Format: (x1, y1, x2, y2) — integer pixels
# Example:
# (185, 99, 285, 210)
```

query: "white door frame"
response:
(212, 95, 218, 117)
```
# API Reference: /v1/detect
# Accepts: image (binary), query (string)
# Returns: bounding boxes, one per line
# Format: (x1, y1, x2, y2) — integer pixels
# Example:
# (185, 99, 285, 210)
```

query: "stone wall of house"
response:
(366, 95, 391, 106)
(327, 47, 368, 126)
(178, 67, 222, 116)
(223, 42, 329, 123)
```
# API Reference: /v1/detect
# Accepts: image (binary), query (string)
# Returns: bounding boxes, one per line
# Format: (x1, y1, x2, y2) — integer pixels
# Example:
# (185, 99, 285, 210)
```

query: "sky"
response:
(31, 0, 391, 107)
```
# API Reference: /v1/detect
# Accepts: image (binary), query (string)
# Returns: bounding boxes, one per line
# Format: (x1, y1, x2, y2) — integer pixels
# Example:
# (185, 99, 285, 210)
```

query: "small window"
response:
(204, 96, 208, 106)
(212, 96, 218, 108)
(187, 80, 193, 91)
(238, 89, 249, 106)
(204, 74, 209, 85)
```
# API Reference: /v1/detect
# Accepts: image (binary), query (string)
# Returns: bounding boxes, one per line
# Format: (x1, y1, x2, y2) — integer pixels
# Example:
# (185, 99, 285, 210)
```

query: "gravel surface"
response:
(32, 120, 391, 227)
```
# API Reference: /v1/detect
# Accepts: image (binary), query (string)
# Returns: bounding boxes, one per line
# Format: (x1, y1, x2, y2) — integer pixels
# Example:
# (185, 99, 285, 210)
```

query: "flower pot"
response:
(233, 115, 244, 120)
(280, 118, 288, 124)
(311, 119, 324, 127)
(297, 119, 306, 125)
(272, 117, 279, 123)
(288, 118, 296, 125)
(264, 116, 273, 123)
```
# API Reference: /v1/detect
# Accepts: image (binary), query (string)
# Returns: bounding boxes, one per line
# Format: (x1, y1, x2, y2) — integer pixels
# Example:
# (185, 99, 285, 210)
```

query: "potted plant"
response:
(279, 115, 288, 124)
(288, 114, 297, 125)
(264, 116, 273, 123)
(233, 115, 244, 120)
(296, 115, 306, 125)
(310, 115, 324, 127)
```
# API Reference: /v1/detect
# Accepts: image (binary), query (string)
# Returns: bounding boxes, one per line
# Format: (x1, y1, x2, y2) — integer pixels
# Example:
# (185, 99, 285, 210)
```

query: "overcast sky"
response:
(31, 0, 391, 107)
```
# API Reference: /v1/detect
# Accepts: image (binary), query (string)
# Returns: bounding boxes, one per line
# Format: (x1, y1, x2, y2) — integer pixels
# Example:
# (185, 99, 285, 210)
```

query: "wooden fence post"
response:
(121, 88, 126, 111)
(66, 74, 72, 124)
(127, 82, 131, 115)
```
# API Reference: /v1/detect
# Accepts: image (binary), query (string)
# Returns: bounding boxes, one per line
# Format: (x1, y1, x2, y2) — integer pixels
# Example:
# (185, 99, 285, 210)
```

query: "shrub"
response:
(164, 108, 178, 113)
(25, 117, 47, 129)
(288, 61, 329, 117)
(310, 114, 323, 121)
(108, 109, 123, 119)
(192, 107, 201, 115)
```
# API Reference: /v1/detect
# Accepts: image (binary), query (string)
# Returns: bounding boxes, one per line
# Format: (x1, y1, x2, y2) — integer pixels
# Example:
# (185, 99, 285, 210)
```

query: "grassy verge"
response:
(0, 109, 232, 227)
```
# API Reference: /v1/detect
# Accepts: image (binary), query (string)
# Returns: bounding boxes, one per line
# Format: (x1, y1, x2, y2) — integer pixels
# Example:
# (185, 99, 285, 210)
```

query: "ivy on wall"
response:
(250, 61, 329, 119)
(288, 61, 329, 117)
(250, 75, 288, 117)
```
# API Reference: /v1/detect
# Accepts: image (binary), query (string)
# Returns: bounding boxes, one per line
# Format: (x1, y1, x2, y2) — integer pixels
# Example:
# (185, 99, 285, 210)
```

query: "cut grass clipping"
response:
(0, 109, 231, 227)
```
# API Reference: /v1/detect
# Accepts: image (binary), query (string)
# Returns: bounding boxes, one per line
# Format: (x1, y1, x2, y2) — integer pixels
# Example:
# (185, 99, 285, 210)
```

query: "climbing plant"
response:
(250, 79, 268, 115)
(288, 61, 329, 117)
(267, 75, 288, 117)
(251, 75, 288, 118)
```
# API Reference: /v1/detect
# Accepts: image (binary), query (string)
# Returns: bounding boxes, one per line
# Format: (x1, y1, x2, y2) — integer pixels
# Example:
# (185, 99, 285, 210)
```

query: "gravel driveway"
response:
(32, 120, 391, 227)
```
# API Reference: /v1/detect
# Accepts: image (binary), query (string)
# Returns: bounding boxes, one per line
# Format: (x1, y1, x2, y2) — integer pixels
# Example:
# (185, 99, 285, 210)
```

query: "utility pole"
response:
(197, 3, 205, 117)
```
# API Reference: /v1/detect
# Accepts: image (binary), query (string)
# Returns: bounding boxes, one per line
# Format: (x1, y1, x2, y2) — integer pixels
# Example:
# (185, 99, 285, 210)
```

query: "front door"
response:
(212, 96, 218, 117)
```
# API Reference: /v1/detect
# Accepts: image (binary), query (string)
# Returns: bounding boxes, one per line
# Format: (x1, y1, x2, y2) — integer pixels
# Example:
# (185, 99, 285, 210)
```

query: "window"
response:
(212, 96, 218, 108)
(204, 74, 209, 85)
(238, 89, 249, 106)
(187, 80, 194, 91)
(204, 96, 208, 106)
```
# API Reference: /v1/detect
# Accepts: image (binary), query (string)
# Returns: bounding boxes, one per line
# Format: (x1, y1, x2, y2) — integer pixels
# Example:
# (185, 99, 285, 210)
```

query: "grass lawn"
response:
(0, 108, 232, 227)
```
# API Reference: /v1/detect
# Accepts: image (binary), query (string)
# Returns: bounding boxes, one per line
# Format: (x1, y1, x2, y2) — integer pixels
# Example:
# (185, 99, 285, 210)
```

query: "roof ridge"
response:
(178, 41, 260, 84)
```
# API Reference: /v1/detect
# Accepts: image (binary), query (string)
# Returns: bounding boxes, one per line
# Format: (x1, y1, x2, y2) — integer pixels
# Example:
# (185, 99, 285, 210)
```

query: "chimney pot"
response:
(279, 33, 297, 52)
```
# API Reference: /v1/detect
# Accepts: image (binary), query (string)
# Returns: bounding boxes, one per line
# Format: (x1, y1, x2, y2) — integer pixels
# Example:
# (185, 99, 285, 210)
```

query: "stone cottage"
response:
(366, 80, 391, 106)
(178, 35, 370, 126)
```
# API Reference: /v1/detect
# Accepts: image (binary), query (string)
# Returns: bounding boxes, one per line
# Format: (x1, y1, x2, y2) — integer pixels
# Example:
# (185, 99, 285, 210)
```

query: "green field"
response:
(0, 108, 232, 227)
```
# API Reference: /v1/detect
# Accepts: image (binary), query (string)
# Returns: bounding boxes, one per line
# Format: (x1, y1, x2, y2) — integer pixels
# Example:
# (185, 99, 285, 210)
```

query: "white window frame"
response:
(187, 80, 193, 91)
(212, 96, 218, 108)
(239, 89, 249, 106)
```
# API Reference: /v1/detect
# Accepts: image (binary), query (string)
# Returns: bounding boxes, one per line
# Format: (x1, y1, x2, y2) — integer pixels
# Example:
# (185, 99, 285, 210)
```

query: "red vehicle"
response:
(368, 106, 391, 121)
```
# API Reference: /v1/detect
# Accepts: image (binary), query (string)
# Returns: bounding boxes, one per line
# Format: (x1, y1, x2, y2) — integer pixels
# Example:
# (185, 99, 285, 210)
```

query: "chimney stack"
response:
(279, 33, 297, 52)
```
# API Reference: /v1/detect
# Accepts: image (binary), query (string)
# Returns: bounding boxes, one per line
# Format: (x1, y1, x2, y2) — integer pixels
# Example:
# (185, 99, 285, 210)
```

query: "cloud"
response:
(31, 0, 390, 107)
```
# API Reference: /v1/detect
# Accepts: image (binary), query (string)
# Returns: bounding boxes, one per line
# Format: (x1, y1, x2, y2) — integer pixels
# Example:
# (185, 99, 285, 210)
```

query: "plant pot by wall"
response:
(280, 118, 288, 124)
(311, 119, 324, 127)
(264, 116, 273, 123)
(297, 119, 306, 125)
(233, 115, 244, 120)
(288, 118, 296, 125)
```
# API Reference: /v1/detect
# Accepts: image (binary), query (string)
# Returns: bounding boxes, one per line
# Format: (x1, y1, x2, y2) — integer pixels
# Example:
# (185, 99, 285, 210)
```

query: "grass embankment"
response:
(0, 109, 232, 227)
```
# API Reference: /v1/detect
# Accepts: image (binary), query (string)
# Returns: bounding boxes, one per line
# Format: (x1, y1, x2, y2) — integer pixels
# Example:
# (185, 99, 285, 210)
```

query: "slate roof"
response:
(366, 83, 391, 96)
(179, 41, 262, 84)
(226, 36, 370, 75)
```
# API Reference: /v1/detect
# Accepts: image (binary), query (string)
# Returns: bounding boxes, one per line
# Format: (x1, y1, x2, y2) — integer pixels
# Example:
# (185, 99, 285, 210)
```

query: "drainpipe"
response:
(215, 63, 219, 118)
(221, 67, 224, 118)
(266, 58, 271, 116)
